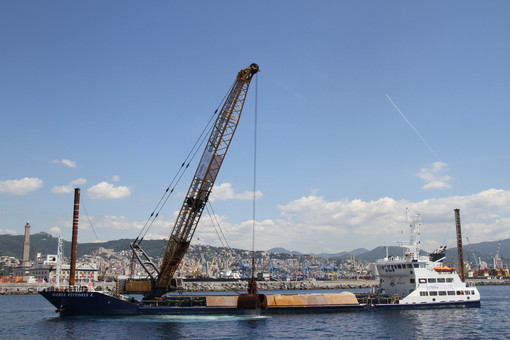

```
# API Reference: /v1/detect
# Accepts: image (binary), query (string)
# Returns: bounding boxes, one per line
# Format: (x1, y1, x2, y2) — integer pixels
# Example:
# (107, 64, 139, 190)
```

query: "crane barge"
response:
(39, 63, 359, 316)
(39, 64, 479, 317)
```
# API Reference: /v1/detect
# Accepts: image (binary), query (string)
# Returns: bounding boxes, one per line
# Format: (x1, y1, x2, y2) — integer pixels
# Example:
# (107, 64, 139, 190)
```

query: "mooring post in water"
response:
(69, 188, 80, 287)
(454, 208, 466, 282)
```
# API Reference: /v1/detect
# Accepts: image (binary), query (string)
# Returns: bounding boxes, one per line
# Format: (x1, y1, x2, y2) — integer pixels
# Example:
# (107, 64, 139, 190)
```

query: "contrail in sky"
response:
(385, 94, 441, 162)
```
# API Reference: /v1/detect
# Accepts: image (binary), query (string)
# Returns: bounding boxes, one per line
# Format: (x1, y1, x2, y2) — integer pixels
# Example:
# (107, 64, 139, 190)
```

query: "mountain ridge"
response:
(1, 232, 508, 266)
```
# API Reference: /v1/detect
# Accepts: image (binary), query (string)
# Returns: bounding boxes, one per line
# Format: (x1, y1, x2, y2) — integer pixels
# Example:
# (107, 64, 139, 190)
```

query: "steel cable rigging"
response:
(133, 81, 237, 246)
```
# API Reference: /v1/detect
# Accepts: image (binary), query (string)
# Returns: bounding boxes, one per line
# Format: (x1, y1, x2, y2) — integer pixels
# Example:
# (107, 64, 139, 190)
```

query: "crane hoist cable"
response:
(205, 203, 231, 249)
(250, 71, 259, 283)
(134, 80, 237, 245)
(80, 197, 99, 241)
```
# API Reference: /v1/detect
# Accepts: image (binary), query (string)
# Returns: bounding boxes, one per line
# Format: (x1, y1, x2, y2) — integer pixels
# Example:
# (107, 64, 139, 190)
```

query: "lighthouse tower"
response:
(22, 222, 31, 267)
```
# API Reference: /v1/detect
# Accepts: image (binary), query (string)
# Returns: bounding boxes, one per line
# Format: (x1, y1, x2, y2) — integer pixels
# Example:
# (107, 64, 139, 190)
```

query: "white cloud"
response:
(209, 183, 263, 201)
(194, 216, 276, 250)
(52, 185, 73, 194)
(0, 177, 44, 195)
(0, 228, 17, 235)
(142, 233, 168, 240)
(51, 159, 77, 168)
(415, 161, 452, 190)
(87, 182, 131, 199)
(50, 227, 61, 234)
(86, 215, 143, 230)
(52, 178, 87, 194)
(265, 188, 510, 253)
(59, 188, 510, 255)
(71, 178, 87, 185)
(56, 215, 171, 239)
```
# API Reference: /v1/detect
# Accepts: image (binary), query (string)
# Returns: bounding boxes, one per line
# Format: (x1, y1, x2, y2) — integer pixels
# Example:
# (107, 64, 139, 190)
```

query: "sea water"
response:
(0, 286, 508, 339)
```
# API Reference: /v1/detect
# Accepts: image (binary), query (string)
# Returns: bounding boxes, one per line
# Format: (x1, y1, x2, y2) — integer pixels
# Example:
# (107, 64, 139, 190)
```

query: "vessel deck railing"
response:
(356, 293, 402, 305)
(42, 285, 92, 293)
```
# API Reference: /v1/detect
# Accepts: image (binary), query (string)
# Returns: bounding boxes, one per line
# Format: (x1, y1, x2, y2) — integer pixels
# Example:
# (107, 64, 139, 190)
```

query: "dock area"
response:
(1, 279, 377, 295)
(2, 278, 507, 295)
(182, 279, 378, 292)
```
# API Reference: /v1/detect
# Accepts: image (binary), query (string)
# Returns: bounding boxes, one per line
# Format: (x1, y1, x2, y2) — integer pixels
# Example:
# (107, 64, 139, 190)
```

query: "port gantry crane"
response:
(124, 63, 260, 299)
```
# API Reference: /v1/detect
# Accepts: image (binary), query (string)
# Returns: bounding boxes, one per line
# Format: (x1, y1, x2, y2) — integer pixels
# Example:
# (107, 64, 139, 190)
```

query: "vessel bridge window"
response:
(429, 291, 438, 296)
(437, 278, 446, 283)
(406, 264, 413, 269)
(419, 278, 427, 284)
(447, 291, 455, 295)
(438, 291, 447, 296)
(420, 291, 428, 296)
(428, 278, 437, 283)
(413, 263, 419, 268)
(383, 265, 396, 272)
(446, 278, 453, 283)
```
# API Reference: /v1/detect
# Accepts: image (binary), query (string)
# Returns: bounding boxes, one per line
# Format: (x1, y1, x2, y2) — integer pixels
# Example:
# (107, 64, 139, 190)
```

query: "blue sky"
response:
(1, 1, 509, 254)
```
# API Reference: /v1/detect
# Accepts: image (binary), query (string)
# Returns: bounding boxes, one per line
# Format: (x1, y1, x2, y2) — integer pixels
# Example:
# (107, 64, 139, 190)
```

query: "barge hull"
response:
(40, 290, 364, 316)
(39, 291, 139, 316)
(40, 290, 479, 317)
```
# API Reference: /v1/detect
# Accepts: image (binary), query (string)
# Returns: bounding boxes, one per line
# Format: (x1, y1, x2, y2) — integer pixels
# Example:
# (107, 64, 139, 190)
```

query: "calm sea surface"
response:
(0, 286, 508, 339)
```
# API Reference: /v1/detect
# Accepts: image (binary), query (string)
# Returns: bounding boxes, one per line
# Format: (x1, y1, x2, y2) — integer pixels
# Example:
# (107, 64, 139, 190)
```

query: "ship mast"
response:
(69, 188, 80, 287)
(398, 209, 421, 261)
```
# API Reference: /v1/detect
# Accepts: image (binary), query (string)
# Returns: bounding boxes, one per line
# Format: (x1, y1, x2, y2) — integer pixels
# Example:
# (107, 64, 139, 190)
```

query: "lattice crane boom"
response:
(153, 63, 259, 295)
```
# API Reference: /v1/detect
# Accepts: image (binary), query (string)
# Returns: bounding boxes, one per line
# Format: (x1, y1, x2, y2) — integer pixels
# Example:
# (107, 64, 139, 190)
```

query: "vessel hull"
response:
(40, 291, 479, 317)
(370, 300, 481, 310)
(40, 291, 364, 316)
(39, 290, 139, 316)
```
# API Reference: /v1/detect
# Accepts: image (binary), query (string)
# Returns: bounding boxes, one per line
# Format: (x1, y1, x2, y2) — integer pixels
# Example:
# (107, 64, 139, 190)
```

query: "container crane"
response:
(465, 237, 481, 270)
(123, 63, 259, 298)
(493, 240, 503, 269)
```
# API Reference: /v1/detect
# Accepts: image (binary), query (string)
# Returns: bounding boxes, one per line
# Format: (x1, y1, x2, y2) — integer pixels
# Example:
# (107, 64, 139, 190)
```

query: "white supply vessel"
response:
(370, 212, 481, 308)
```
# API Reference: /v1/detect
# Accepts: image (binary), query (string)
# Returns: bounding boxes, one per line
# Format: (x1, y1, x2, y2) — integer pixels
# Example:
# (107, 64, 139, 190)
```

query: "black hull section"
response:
(39, 291, 364, 316)
(39, 291, 480, 317)
(39, 291, 139, 316)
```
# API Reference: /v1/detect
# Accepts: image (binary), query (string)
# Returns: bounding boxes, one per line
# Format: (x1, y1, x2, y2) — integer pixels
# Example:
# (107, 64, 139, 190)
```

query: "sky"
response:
(1, 1, 509, 255)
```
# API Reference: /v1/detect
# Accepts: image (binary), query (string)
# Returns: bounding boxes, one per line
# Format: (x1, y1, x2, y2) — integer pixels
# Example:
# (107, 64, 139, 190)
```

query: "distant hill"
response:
(0, 232, 166, 259)
(315, 248, 370, 259)
(267, 241, 510, 266)
(266, 247, 369, 258)
(334, 246, 429, 263)
(0, 232, 61, 259)
(445, 238, 510, 267)
(267, 247, 304, 256)
(1, 233, 508, 266)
